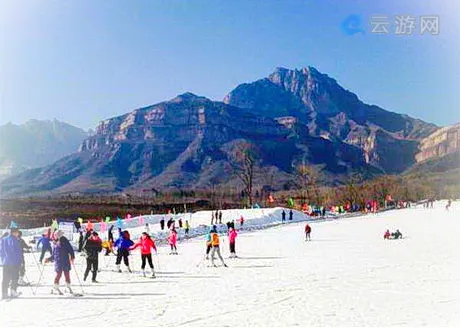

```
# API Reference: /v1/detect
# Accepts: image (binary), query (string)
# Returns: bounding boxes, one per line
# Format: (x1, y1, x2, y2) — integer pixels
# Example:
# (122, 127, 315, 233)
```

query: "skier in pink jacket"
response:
(168, 228, 178, 255)
(228, 227, 238, 258)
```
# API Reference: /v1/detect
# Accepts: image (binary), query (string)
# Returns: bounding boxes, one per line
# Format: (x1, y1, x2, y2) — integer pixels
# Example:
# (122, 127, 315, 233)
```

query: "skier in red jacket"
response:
(305, 223, 312, 241)
(130, 233, 157, 277)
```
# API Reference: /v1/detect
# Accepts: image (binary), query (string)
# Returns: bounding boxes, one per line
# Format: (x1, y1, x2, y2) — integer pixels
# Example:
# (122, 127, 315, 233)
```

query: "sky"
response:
(0, 0, 459, 130)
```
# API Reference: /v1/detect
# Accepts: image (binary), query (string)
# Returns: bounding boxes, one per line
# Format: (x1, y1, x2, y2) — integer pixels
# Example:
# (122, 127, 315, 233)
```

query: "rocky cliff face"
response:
(0, 67, 439, 195)
(415, 124, 460, 162)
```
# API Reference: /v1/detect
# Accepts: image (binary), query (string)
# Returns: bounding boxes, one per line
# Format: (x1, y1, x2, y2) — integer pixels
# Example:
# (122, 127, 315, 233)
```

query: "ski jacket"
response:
(228, 229, 238, 243)
(53, 236, 75, 272)
(305, 224, 311, 233)
(131, 237, 157, 255)
(84, 235, 102, 260)
(114, 235, 134, 250)
(37, 236, 51, 250)
(168, 231, 177, 245)
(210, 233, 220, 247)
(0, 235, 22, 266)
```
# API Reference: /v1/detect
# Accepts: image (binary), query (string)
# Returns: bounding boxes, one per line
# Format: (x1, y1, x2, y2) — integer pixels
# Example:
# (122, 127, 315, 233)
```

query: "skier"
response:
(0, 228, 22, 299)
(145, 223, 150, 234)
(78, 230, 84, 252)
(168, 228, 178, 255)
(211, 211, 215, 225)
(209, 226, 227, 267)
(52, 230, 76, 295)
(178, 218, 183, 229)
(239, 216, 245, 227)
(304, 223, 312, 241)
(392, 229, 403, 239)
(322, 207, 326, 217)
(184, 220, 190, 236)
(281, 210, 286, 222)
(17, 231, 32, 286)
(160, 218, 165, 230)
(215, 210, 219, 224)
(108, 225, 115, 243)
(130, 232, 157, 277)
(446, 199, 452, 211)
(205, 227, 212, 259)
(228, 227, 238, 258)
(83, 231, 102, 283)
(289, 210, 293, 221)
(37, 230, 53, 264)
(114, 230, 134, 273)
(384, 229, 391, 240)
(218, 211, 223, 224)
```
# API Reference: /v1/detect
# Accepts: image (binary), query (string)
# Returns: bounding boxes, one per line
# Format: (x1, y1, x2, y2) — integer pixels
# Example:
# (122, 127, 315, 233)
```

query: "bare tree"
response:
(292, 162, 318, 205)
(229, 142, 259, 207)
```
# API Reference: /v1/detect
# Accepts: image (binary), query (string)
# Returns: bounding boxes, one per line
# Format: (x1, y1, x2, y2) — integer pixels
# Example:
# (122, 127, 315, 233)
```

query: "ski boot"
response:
(151, 271, 156, 278)
(117, 264, 122, 273)
(66, 283, 73, 294)
(127, 266, 132, 273)
(52, 284, 63, 295)
(142, 270, 146, 277)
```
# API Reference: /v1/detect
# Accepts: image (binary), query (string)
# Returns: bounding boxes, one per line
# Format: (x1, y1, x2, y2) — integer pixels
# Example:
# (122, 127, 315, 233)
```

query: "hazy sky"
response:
(1, 0, 459, 130)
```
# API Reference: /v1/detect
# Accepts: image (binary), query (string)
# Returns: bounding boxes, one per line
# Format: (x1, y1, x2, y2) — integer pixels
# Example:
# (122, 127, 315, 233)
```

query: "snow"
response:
(1, 201, 460, 326)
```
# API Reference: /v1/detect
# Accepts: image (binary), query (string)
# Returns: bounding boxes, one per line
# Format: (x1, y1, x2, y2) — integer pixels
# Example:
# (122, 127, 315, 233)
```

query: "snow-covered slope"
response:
(1, 201, 459, 326)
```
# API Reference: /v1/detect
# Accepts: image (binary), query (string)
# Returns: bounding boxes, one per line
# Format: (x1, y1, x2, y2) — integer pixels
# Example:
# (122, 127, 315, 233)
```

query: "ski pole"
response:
(71, 259, 85, 295)
(34, 262, 46, 295)
(155, 253, 161, 271)
(24, 272, 36, 296)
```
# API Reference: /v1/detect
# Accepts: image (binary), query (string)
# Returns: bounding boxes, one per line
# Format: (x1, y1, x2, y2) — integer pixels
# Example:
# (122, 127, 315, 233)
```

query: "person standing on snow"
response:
(37, 229, 53, 264)
(1, 228, 23, 300)
(145, 223, 150, 234)
(184, 220, 190, 236)
(114, 230, 134, 273)
(228, 227, 238, 258)
(168, 228, 178, 255)
(160, 218, 165, 230)
(218, 211, 223, 224)
(52, 230, 75, 295)
(384, 229, 391, 240)
(282, 210, 286, 222)
(209, 226, 227, 267)
(17, 231, 32, 286)
(304, 223, 312, 241)
(130, 232, 157, 277)
(83, 231, 102, 283)
(289, 210, 293, 221)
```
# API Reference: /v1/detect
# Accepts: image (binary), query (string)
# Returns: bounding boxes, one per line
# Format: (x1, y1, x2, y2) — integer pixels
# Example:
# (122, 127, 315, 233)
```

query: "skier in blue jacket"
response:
(37, 230, 53, 263)
(114, 230, 134, 272)
(0, 228, 23, 300)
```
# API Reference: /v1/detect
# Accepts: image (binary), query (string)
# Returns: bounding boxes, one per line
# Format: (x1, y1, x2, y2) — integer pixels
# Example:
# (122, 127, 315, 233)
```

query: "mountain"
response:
(0, 119, 88, 179)
(0, 67, 439, 196)
(224, 67, 437, 173)
(408, 123, 460, 174)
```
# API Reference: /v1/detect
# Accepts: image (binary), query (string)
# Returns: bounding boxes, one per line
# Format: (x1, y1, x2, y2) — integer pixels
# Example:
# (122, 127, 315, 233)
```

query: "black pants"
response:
(2, 265, 19, 298)
(116, 249, 129, 266)
(141, 254, 154, 270)
(19, 258, 25, 277)
(206, 244, 211, 255)
(84, 258, 99, 281)
(229, 242, 236, 253)
(39, 246, 52, 263)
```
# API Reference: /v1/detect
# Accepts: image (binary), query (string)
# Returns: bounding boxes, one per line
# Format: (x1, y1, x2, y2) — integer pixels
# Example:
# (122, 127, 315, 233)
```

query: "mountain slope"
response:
(1, 67, 439, 195)
(0, 119, 88, 178)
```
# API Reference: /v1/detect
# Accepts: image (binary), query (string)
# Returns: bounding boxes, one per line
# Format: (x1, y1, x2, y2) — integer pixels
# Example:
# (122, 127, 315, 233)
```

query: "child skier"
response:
(52, 230, 75, 295)
(102, 239, 114, 256)
(305, 223, 312, 241)
(168, 228, 178, 255)
(83, 231, 102, 283)
(184, 220, 190, 236)
(114, 230, 134, 273)
(130, 232, 157, 277)
(37, 229, 53, 263)
(228, 227, 238, 258)
(209, 226, 227, 267)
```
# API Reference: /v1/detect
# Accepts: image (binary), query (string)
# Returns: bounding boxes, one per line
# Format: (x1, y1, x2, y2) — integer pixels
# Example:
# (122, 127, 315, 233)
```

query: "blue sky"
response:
(1, 0, 459, 129)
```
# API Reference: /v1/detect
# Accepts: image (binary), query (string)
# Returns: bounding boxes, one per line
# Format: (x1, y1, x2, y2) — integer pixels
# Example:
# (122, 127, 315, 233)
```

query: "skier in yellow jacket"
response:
(209, 225, 227, 267)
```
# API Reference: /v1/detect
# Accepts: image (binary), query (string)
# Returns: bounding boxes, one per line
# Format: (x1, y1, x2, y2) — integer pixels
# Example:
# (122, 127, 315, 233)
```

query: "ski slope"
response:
(1, 201, 460, 326)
